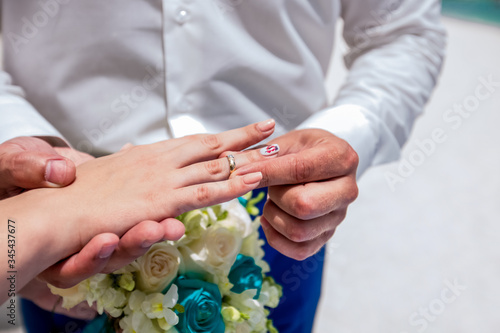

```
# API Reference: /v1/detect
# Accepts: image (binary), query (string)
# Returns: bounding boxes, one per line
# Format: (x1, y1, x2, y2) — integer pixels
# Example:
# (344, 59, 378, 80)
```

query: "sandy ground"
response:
(1, 16, 499, 333)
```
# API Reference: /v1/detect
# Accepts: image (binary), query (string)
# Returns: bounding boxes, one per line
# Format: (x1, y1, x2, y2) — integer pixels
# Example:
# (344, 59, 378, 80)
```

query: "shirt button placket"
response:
(174, 7, 191, 25)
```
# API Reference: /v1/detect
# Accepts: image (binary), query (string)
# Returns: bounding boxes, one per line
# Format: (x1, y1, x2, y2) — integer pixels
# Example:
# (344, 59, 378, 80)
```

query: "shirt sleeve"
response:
(298, 0, 446, 178)
(0, 71, 68, 146)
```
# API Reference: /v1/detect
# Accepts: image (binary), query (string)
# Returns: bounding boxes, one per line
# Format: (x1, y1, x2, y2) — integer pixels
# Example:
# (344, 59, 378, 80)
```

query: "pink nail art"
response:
(260, 144, 280, 156)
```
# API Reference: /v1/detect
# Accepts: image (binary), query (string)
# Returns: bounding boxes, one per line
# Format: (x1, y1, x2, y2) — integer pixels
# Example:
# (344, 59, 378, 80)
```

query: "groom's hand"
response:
(232, 129, 359, 260)
(0, 137, 185, 288)
(0, 137, 81, 198)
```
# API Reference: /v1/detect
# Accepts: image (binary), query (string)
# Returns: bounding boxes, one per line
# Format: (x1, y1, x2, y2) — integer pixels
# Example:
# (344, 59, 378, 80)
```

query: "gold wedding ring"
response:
(227, 154, 236, 175)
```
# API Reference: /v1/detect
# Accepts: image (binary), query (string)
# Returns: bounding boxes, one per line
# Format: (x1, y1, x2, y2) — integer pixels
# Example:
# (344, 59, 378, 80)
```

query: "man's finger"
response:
(6, 151, 75, 188)
(260, 216, 335, 261)
(0, 137, 76, 189)
(102, 219, 185, 273)
(262, 199, 345, 243)
(232, 143, 357, 187)
(268, 176, 358, 220)
(38, 234, 119, 289)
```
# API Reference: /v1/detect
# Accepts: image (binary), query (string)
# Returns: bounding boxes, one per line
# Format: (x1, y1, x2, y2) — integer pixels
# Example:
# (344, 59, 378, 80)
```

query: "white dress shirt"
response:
(0, 0, 445, 177)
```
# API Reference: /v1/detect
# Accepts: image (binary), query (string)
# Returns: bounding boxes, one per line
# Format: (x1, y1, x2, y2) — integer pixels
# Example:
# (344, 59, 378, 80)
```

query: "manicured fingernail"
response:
(45, 159, 68, 186)
(260, 144, 280, 156)
(243, 172, 262, 185)
(257, 119, 275, 132)
(98, 244, 116, 259)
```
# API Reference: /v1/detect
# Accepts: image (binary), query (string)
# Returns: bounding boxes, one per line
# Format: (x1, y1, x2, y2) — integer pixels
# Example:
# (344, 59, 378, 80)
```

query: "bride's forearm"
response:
(0, 188, 76, 301)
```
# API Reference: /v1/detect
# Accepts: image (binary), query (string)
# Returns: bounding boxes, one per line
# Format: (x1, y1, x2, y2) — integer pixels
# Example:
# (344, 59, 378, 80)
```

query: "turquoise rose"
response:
(174, 276, 225, 333)
(228, 254, 263, 299)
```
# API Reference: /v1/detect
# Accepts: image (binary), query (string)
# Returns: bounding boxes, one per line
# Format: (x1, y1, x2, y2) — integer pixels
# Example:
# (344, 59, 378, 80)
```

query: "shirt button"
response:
(176, 98, 193, 113)
(175, 7, 191, 25)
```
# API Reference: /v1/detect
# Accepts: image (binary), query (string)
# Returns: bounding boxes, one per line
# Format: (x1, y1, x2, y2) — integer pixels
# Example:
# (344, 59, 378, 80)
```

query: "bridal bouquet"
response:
(49, 193, 282, 333)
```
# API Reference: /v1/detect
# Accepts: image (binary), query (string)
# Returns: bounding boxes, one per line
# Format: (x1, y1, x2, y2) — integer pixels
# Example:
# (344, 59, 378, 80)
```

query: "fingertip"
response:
(137, 222, 165, 248)
(94, 234, 120, 259)
(159, 218, 186, 241)
(257, 118, 275, 133)
(259, 144, 280, 157)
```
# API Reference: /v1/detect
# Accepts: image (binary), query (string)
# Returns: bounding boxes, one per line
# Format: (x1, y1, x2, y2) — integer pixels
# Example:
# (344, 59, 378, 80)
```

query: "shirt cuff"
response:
(297, 104, 400, 178)
(0, 94, 68, 147)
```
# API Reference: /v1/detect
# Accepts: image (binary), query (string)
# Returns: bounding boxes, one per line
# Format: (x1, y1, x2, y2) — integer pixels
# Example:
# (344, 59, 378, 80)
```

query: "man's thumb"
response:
(0, 148, 76, 189)
(44, 157, 76, 187)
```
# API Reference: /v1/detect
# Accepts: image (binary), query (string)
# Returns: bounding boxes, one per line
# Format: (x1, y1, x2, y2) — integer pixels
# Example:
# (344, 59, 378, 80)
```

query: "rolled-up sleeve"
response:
(0, 71, 67, 146)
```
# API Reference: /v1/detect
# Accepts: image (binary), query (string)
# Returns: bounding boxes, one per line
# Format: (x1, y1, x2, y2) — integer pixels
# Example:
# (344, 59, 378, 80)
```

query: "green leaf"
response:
(217, 210, 228, 221)
(173, 303, 185, 313)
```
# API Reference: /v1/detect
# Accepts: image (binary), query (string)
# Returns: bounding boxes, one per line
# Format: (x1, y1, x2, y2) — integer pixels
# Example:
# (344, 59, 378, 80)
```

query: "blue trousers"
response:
(22, 189, 325, 333)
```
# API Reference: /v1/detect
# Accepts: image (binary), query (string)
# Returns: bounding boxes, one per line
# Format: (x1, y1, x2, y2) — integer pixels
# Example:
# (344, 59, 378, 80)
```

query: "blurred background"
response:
(314, 1, 500, 333)
(1, 1, 499, 332)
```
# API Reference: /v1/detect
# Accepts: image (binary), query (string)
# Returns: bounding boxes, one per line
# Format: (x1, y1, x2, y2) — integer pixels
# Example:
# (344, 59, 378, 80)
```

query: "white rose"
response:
(205, 225, 242, 268)
(220, 199, 253, 238)
(183, 223, 243, 277)
(135, 242, 182, 293)
(177, 209, 210, 245)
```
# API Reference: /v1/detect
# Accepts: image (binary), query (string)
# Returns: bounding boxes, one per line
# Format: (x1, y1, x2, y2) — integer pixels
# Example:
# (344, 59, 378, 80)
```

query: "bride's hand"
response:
(40, 120, 275, 268)
(0, 138, 199, 289)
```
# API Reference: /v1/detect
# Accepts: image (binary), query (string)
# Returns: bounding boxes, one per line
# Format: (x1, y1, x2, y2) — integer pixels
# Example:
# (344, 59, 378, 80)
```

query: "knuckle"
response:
(249, 123, 261, 139)
(169, 205, 183, 219)
(10, 152, 28, 170)
(292, 156, 313, 183)
(291, 193, 315, 219)
(292, 247, 313, 261)
(204, 159, 224, 176)
(260, 174, 270, 187)
(347, 182, 359, 203)
(324, 229, 336, 242)
(188, 134, 204, 142)
(201, 134, 222, 151)
(227, 178, 239, 196)
(194, 185, 211, 203)
(144, 190, 165, 217)
(286, 225, 310, 243)
(342, 145, 359, 172)
(9, 152, 33, 182)
(246, 150, 261, 163)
